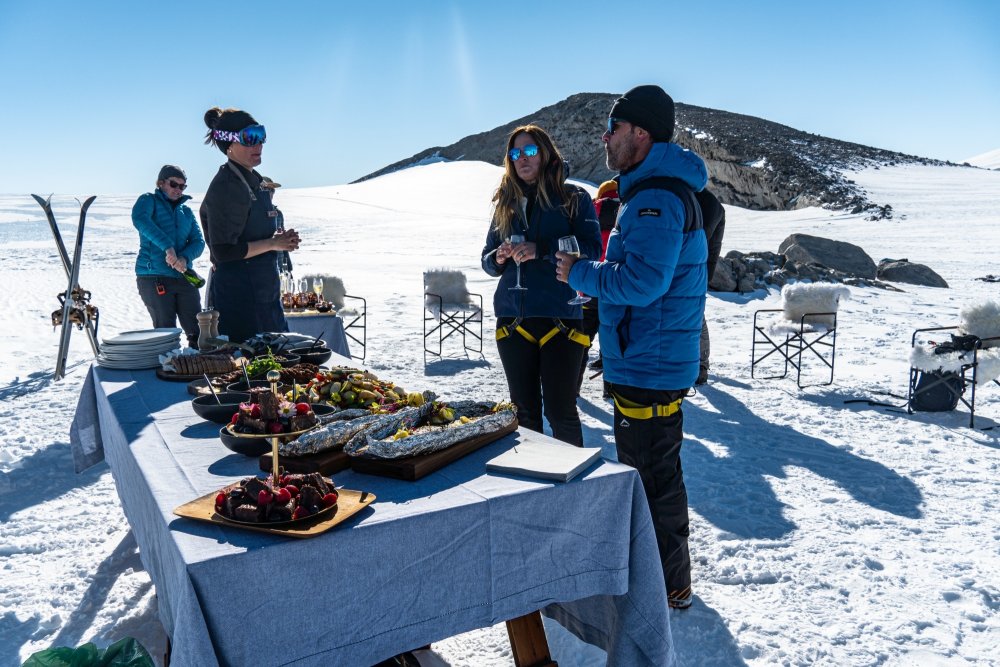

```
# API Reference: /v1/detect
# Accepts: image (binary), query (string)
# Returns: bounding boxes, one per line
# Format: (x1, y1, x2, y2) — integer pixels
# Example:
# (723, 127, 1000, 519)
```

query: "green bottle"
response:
(183, 268, 206, 288)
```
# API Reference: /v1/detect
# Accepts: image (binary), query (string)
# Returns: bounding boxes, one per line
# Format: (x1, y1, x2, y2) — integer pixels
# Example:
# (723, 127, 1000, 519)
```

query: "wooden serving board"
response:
(348, 420, 518, 481)
(259, 448, 351, 475)
(173, 488, 374, 539)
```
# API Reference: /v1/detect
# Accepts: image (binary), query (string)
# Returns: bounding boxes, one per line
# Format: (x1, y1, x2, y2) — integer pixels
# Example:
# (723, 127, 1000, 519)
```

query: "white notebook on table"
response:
(486, 441, 602, 483)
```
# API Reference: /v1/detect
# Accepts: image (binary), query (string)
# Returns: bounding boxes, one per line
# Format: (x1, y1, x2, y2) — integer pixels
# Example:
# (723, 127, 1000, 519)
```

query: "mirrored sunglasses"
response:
(212, 124, 267, 146)
(606, 117, 625, 135)
(167, 180, 187, 191)
(508, 144, 539, 161)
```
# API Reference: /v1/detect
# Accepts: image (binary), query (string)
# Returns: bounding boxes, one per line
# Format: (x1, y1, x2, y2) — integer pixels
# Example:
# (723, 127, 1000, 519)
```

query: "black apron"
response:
(211, 174, 288, 343)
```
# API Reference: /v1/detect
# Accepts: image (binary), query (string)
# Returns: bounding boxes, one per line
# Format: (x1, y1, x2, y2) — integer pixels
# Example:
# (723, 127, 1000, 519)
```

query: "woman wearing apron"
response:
(200, 107, 301, 343)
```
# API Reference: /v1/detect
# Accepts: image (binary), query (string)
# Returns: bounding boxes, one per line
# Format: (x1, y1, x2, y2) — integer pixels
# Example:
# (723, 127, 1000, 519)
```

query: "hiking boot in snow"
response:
(668, 591, 693, 610)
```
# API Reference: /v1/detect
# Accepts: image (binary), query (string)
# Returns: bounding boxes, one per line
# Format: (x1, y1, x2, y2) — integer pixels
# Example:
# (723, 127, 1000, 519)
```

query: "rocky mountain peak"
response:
(359, 92, 955, 216)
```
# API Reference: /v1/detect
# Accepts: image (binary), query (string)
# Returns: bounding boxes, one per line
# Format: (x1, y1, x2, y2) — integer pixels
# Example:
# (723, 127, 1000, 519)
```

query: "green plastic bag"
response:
(22, 637, 154, 667)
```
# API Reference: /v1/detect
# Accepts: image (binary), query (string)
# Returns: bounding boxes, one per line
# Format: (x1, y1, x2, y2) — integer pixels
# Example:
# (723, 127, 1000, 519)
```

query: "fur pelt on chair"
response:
(960, 300, 1000, 349)
(910, 343, 1000, 384)
(424, 269, 475, 309)
(780, 283, 850, 328)
(300, 274, 359, 315)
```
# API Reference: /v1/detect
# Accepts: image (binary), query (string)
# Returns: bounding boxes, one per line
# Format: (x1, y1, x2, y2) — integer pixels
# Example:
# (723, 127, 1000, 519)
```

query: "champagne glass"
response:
(508, 234, 527, 292)
(312, 277, 324, 299)
(558, 236, 591, 305)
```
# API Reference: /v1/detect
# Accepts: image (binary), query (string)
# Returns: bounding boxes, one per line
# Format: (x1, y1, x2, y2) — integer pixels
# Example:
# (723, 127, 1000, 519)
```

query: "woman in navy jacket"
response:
(131, 165, 205, 347)
(481, 125, 601, 445)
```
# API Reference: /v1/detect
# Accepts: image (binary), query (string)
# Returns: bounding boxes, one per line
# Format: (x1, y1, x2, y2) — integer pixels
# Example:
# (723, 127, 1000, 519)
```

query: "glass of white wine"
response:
(558, 236, 591, 305)
(312, 277, 324, 300)
(508, 234, 528, 292)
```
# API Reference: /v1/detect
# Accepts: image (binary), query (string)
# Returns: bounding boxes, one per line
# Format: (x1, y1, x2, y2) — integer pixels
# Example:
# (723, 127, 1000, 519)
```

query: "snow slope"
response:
(964, 147, 1000, 170)
(1, 161, 998, 666)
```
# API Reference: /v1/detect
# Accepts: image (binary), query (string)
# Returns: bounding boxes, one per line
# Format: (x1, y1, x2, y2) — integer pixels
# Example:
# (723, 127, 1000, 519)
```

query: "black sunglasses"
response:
(167, 180, 187, 191)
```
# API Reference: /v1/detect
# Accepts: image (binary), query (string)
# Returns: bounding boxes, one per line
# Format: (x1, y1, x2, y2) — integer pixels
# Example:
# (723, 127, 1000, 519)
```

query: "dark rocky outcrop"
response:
(359, 92, 954, 215)
(876, 259, 949, 288)
(710, 235, 916, 293)
(778, 234, 877, 279)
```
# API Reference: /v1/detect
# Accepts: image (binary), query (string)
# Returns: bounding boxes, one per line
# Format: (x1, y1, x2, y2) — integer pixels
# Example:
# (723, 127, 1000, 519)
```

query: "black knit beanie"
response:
(609, 85, 675, 143)
(157, 165, 186, 182)
(204, 108, 258, 154)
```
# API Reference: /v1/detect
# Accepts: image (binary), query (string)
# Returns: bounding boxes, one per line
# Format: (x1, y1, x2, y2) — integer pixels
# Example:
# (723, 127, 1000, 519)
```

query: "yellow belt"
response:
(611, 391, 683, 419)
(496, 319, 590, 347)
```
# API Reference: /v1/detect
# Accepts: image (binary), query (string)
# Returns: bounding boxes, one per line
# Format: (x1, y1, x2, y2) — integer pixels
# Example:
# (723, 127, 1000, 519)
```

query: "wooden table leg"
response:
(506, 610, 558, 667)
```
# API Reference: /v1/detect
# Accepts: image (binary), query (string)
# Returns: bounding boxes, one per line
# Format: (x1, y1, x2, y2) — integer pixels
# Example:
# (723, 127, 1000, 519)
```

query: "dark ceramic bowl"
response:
(288, 345, 333, 366)
(191, 391, 250, 424)
(226, 379, 290, 393)
(310, 403, 337, 418)
(271, 353, 301, 368)
(218, 425, 272, 457)
(218, 405, 330, 457)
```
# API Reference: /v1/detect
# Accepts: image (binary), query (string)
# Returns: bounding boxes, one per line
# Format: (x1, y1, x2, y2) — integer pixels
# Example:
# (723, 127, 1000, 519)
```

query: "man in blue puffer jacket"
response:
(132, 165, 206, 347)
(557, 85, 707, 610)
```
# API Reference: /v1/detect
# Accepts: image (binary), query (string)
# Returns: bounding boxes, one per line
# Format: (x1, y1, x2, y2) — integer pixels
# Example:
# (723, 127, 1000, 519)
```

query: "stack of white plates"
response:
(96, 328, 183, 370)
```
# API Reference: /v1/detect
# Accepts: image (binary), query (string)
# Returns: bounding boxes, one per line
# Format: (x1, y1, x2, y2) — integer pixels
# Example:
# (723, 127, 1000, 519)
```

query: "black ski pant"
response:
(497, 317, 585, 446)
(610, 382, 691, 601)
(576, 300, 601, 393)
(137, 276, 201, 347)
(699, 317, 711, 376)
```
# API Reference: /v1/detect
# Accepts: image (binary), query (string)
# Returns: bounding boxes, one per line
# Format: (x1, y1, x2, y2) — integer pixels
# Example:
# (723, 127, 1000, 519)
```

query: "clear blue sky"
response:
(1, 0, 997, 195)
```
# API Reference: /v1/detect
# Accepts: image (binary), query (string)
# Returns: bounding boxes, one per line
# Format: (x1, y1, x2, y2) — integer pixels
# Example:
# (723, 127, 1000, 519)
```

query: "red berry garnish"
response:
(285, 484, 299, 497)
(250, 404, 262, 418)
(295, 402, 311, 415)
(322, 492, 338, 507)
(268, 421, 285, 434)
(215, 492, 226, 508)
(230, 413, 239, 424)
(274, 487, 291, 505)
(292, 506, 307, 520)
(258, 490, 273, 505)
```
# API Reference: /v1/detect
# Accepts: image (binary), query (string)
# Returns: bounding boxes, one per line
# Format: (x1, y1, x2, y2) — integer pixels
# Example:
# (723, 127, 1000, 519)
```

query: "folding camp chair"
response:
(423, 269, 483, 357)
(751, 283, 849, 388)
(303, 274, 367, 361)
(907, 301, 1000, 427)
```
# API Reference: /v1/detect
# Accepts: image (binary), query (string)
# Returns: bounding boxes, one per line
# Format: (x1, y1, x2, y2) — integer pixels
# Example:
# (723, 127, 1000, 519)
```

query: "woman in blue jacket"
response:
(481, 125, 601, 445)
(132, 165, 205, 348)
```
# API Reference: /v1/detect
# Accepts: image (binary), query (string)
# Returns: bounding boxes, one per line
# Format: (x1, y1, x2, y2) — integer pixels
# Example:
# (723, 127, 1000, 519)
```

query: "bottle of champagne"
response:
(183, 268, 206, 288)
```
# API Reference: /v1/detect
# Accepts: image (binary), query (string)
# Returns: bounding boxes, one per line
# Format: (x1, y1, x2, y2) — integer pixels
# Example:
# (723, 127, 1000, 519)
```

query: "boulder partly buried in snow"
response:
(778, 234, 877, 279)
(876, 258, 949, 288)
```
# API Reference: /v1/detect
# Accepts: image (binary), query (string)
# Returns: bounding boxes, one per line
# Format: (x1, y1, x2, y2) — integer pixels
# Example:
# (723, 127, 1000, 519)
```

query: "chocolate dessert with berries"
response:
(214, 473, 339, 523)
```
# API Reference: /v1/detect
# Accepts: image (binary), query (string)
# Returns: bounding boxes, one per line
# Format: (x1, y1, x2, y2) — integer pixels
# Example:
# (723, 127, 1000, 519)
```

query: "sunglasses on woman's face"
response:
(167, 180, 187, 190)
(508, 144, 539, 162)
(212, 124, 267, 146)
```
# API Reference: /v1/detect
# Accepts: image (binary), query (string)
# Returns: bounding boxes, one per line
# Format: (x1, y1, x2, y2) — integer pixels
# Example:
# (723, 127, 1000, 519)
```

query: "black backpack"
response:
(620, 176, 703, 234)
(910, 335, 978, 412)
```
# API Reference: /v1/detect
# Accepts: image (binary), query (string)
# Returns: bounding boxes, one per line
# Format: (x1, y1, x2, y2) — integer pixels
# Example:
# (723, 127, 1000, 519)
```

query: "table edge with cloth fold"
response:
(70, 363, 675, 666)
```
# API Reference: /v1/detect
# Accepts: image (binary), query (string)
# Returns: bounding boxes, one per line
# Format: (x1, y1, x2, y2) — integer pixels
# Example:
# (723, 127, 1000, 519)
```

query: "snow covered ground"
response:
(1, 161, 998, 666)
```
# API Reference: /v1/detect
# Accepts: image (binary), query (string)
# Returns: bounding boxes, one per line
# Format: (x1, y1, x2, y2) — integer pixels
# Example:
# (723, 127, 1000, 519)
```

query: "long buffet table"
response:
(71, 362, 675, 666)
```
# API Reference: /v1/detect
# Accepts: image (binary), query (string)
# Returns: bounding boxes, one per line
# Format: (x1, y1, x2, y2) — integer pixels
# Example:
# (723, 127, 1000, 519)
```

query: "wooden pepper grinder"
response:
(196, 310, 217, 351)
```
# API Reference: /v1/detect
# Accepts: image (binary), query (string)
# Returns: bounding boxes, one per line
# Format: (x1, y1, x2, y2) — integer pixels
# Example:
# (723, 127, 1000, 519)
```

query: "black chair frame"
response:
(907, 325, 1000, 428)
(341, 294, 366, 361)
(752, 309, 838, 389)
(424, 292, 483, 358)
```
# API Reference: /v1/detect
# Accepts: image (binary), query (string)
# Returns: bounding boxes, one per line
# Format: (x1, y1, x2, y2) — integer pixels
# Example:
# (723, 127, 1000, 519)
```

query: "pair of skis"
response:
(32, 194, 98, 380)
